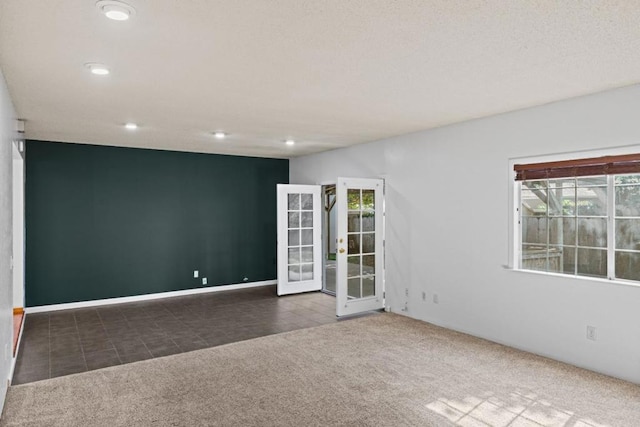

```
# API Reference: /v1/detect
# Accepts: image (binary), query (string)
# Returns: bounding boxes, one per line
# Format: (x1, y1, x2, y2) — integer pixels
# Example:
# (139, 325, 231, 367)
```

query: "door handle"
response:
(339, 248, 345, 254)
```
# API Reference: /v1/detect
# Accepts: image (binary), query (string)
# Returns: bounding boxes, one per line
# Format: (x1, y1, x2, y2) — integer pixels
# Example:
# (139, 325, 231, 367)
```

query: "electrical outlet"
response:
(193, 270, 199, 278)
(202, 277, 207, 285)
(433, 294, 439, 304)
(422, 291, 426, 301)
(586, 325, 596, 341)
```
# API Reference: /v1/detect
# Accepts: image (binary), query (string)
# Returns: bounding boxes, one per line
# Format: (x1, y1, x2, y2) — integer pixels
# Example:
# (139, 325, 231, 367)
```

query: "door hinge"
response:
(383, 291, 385, 299)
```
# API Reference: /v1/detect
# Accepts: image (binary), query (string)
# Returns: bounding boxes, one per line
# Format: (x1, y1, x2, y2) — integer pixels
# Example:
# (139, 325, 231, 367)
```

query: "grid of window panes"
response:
(520, 174, 640, 282)
(287, 193, 314, 282)
(346, 189, 376, 299)
(614, 175, 640, 281)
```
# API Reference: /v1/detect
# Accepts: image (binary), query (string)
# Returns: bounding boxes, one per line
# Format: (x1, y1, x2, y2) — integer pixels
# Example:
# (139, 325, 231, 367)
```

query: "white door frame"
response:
(12, 141, 24, 309)
(321, 183, 337, 295)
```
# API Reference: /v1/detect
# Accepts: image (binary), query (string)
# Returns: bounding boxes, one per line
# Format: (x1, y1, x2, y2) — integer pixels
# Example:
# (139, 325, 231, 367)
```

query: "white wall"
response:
(291, 84, 640, 384)
(12, 144, 23, 309)
(0, 69, 17, 410)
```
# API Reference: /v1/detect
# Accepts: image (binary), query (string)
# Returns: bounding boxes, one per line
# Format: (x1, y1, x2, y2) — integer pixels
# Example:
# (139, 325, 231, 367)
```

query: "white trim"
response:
(505, 267, 640, 289)
(12, 143, 25, 309)
(25, 280, 276, 314)
(606, 175, 615, 279)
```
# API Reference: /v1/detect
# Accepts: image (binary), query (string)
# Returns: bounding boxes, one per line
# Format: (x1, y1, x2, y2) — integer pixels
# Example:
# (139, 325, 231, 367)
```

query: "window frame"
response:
(509, 148, 640, 287)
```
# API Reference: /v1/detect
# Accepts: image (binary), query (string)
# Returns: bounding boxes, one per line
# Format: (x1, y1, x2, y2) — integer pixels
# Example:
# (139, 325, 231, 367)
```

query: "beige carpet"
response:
(1, 313, 639, 426)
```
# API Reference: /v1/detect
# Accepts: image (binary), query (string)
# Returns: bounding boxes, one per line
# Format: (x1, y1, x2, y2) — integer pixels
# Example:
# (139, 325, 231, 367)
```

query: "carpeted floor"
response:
(1, 313, 639, 426)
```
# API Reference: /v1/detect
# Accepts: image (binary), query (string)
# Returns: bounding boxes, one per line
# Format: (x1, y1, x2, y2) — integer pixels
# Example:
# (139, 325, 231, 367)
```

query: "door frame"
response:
(12, 141, 24, 310)
(321, 182, 337, 296)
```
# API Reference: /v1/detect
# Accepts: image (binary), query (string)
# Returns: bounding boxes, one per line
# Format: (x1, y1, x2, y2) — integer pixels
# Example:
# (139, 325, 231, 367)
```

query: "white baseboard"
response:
(25, 280, 277, 314)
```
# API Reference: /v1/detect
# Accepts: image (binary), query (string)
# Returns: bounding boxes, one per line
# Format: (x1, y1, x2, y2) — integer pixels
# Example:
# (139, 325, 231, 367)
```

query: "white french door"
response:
(276, 184, 322, 295)
(335, 178, 384, 316)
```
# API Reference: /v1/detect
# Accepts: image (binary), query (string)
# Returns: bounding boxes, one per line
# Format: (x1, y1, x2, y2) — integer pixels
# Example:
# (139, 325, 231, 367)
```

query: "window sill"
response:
(503, 266, 640, 289)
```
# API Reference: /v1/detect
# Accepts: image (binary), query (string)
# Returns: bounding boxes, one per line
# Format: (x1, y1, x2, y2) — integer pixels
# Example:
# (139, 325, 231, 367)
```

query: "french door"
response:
(276, 185, 322, 295)
(335, 178, 384, 316)
(277, 179, 385, 316)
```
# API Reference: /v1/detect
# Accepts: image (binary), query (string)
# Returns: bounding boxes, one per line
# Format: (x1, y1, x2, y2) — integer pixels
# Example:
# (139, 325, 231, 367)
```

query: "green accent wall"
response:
(25, 140, 288, 306)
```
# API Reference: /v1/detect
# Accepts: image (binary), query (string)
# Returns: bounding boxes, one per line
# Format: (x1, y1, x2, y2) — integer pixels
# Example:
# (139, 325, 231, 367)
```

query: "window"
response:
(515, 154, 640, 283)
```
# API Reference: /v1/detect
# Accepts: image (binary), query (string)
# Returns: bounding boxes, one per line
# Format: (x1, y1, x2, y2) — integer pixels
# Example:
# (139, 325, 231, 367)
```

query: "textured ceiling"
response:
(1, 1, 640, 158)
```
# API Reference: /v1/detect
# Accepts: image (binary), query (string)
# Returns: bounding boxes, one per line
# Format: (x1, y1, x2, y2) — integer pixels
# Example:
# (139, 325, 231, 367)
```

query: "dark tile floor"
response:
(13, 286, 338, 385)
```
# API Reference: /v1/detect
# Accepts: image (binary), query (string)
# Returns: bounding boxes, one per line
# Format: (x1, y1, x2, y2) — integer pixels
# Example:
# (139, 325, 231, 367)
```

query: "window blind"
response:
(514, 154, 640, 181)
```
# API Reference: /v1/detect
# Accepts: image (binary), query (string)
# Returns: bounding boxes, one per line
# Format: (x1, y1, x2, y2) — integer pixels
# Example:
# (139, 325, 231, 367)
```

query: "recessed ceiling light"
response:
(96, 0, 136, 21)
(213, 131, 226, 139)
(125, 123, 138, 130)
(85, 63, 110, 75)
(285, 139, 295, 146)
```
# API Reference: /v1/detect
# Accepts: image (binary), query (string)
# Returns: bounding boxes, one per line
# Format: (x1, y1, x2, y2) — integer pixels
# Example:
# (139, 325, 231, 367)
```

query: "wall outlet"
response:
(202, 277, 207, 285)
(433, 294, 439, 304)
(193, 270, 199, 278)
(422, 291, 426, 301)
(586, 325, 596, 341)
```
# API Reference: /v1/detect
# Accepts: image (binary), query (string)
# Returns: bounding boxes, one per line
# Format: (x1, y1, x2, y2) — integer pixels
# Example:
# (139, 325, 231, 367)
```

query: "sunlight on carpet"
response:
(426, 390, 610, 427)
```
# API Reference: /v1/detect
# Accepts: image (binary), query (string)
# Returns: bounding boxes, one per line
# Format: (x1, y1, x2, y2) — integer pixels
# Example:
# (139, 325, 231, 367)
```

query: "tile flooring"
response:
(13, 286, 339, 385)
